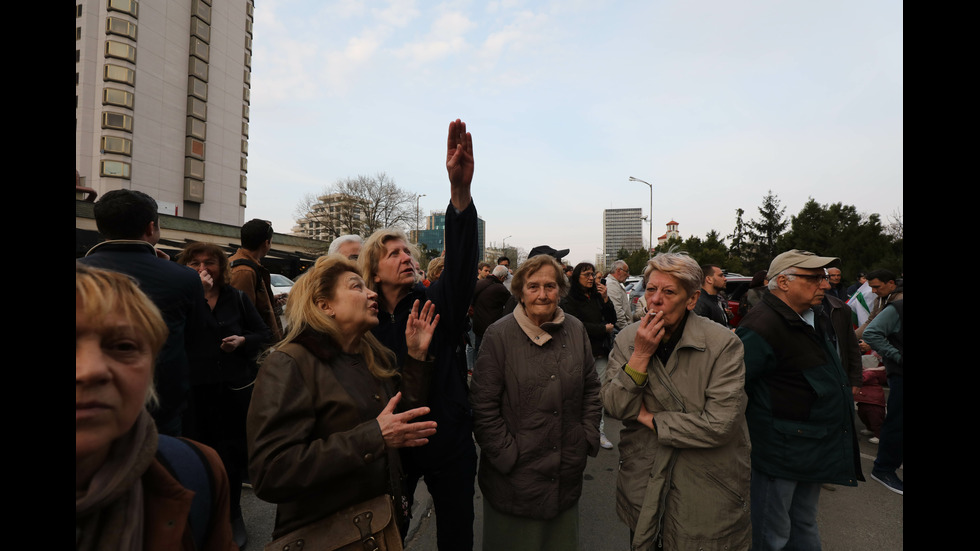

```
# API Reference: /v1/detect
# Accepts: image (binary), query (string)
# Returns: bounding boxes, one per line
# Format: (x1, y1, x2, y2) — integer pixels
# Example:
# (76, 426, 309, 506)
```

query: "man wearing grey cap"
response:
(736, 250, 864, 550)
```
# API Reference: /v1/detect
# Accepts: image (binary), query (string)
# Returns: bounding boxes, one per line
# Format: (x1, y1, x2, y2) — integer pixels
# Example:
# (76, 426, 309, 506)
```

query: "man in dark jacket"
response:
(362, 119, 479, 550)
(693, 264, 729, 327)
(736, 249, 864, 550)
(78, 189, 208, 436)
(471, 265, 512, 352)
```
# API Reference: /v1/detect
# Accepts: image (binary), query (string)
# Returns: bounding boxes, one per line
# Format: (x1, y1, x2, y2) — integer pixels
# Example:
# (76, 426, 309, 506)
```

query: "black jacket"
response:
(472, 276, 512, 337)
(79, 241, 209, 432)
(560, 288, 616, 357)
(370, 202, 479, 470)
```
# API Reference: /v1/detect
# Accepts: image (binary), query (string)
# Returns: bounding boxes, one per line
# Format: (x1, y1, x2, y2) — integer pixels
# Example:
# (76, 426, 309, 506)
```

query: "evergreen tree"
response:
(747, 191, 788, 271)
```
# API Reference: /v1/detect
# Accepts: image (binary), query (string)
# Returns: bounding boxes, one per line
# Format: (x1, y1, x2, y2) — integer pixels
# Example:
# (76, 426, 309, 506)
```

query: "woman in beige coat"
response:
(601, 253, 752, 550)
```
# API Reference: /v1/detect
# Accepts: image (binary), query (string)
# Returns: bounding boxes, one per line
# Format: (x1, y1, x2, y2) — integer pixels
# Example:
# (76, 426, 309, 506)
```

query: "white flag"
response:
(847, 282, 874, 328)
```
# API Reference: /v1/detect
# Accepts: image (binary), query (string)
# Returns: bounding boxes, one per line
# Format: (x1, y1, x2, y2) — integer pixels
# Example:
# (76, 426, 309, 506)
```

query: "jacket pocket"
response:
(772, 418, 834, 475)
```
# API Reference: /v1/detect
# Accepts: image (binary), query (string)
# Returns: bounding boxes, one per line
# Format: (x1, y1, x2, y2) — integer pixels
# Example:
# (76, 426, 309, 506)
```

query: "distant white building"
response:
(293, 193, 369, 241)
(75, 0, 255, 224)
(603, 208, 643, 269)
(657, 220, 681, 245)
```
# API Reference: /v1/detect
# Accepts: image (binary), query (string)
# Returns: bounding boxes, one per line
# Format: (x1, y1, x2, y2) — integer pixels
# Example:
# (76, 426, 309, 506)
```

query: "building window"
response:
(189, 57, 209, 81)
(241, 139, 248, 154)
(242, 104, 249, 120)
(191, 0, 211, 24)
(102, 111, 133, 132)
(105, 40, 136, 63)
(185, 157, 206, 180)
(186, 116, 206, 139)
(240, 156, 247, 172)
(190, 16, 210, 42)
(106, 16, 137, 40)
(189, 36, 210, 62)
(240, 175, 247, 189)
(187, 97, 207, 120)
(241, 121, 249, 136)
(239, 192, 247, 207)
(188, 76, 208, 101)
(186, 137, 205, 159)
(103, 88, 134, 108)
(100, 160, 131, 178)
(101, 136, 132, 156)
(243, 86, 250, 103)
(104, 64, 135, 85)
(106, 0, 138, 17)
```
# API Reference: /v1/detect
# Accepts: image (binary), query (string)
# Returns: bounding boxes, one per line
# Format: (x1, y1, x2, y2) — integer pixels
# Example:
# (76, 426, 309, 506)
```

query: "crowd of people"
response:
(77, 118, 902, 551)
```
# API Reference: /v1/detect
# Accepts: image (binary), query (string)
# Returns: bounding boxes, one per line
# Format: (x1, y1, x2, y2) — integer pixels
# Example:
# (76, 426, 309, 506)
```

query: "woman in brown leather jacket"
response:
(246, 255, 439, 542)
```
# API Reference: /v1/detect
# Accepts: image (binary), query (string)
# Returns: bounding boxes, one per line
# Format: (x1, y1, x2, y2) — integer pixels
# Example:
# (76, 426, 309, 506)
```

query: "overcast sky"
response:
(245, 0, 903, 267)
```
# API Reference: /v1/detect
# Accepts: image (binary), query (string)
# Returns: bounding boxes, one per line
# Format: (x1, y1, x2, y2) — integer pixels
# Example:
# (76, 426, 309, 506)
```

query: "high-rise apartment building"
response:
(75, 0, 254, 224)
(602, 208, 643, 269)
(292, 193, 370, 242)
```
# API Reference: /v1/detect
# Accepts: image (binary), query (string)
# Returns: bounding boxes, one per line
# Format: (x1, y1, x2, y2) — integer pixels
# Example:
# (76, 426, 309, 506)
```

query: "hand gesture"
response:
(220, 335, 245, 353)
(446, 118, 474, 211)
(633, 310, 666, 360)
(197, 268, 214, 294)
(377, 392, 438, 448)
(596, 281, 608, 300)
(406, 299, 439, 361)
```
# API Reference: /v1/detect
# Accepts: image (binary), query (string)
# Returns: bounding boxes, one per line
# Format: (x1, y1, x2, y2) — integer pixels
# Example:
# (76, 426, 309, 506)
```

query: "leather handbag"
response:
(264, 494, 403, 551)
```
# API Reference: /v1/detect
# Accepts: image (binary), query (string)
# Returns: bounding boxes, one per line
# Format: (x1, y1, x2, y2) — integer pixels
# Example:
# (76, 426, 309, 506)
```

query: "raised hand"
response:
(446, 118, 474, 211)
(406, 299, 439, 361)
(377, 392, 438, 448)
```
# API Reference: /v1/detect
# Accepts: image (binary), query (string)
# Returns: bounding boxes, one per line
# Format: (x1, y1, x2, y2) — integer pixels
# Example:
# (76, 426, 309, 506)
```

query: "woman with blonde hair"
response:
(247, 254, 439, 545)
(76, 263, 236, 551)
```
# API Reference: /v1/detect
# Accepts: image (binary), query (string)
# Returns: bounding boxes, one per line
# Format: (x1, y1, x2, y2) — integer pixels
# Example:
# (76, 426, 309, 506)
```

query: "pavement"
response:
(243, 411, 902, 550)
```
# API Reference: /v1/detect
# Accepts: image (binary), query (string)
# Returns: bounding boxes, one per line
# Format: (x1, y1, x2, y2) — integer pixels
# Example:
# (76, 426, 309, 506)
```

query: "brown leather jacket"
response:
(246, 331, 431, 538)
(229, 248, 283, 341)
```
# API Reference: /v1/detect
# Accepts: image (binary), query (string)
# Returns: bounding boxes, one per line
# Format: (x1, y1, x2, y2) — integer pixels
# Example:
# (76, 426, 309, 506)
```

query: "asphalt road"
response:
(242, 413, 902, 550)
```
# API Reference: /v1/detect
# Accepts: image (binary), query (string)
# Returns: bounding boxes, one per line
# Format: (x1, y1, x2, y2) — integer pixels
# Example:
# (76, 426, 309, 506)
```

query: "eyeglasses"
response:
(785, 272, 829, 283)
(580, 272, 596, 278)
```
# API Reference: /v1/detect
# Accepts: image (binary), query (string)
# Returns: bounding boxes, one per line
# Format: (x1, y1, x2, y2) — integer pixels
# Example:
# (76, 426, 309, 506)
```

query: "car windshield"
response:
(270, 274, 294, 286)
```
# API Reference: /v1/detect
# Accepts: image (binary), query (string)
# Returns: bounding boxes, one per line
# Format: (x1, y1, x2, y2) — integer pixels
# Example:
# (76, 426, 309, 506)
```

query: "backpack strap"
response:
(156, 435, 214, 550)
(230, 258, 264, 294)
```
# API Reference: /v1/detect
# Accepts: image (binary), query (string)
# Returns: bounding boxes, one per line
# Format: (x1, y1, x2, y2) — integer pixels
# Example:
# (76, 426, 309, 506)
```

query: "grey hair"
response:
(613, 260, 629, 271)
(769, 269, 797, 290)
(328, 234, 362, 255)
(642, 251, 703, 297)
(491, 265, 509, 280)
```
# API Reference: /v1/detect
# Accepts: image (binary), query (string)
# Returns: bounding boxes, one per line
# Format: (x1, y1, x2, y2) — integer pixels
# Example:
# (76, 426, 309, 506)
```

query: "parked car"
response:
(270, 273, 295, 296)
(723, 274, 754, 327)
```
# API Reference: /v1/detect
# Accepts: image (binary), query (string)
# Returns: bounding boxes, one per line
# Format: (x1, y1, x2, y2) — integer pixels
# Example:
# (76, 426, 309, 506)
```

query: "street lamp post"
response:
(629, 176, 652, 259)
(415, 194, 426, 244)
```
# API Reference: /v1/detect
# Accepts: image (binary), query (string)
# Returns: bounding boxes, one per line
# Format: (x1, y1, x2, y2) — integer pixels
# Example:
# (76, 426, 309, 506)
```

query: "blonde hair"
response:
(359, 227, 413, 295)
(281, 254, 396, 379)
(427, 256, 445, 282)
(510, 255, 569, 304)
(75, 262, 168, 406)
